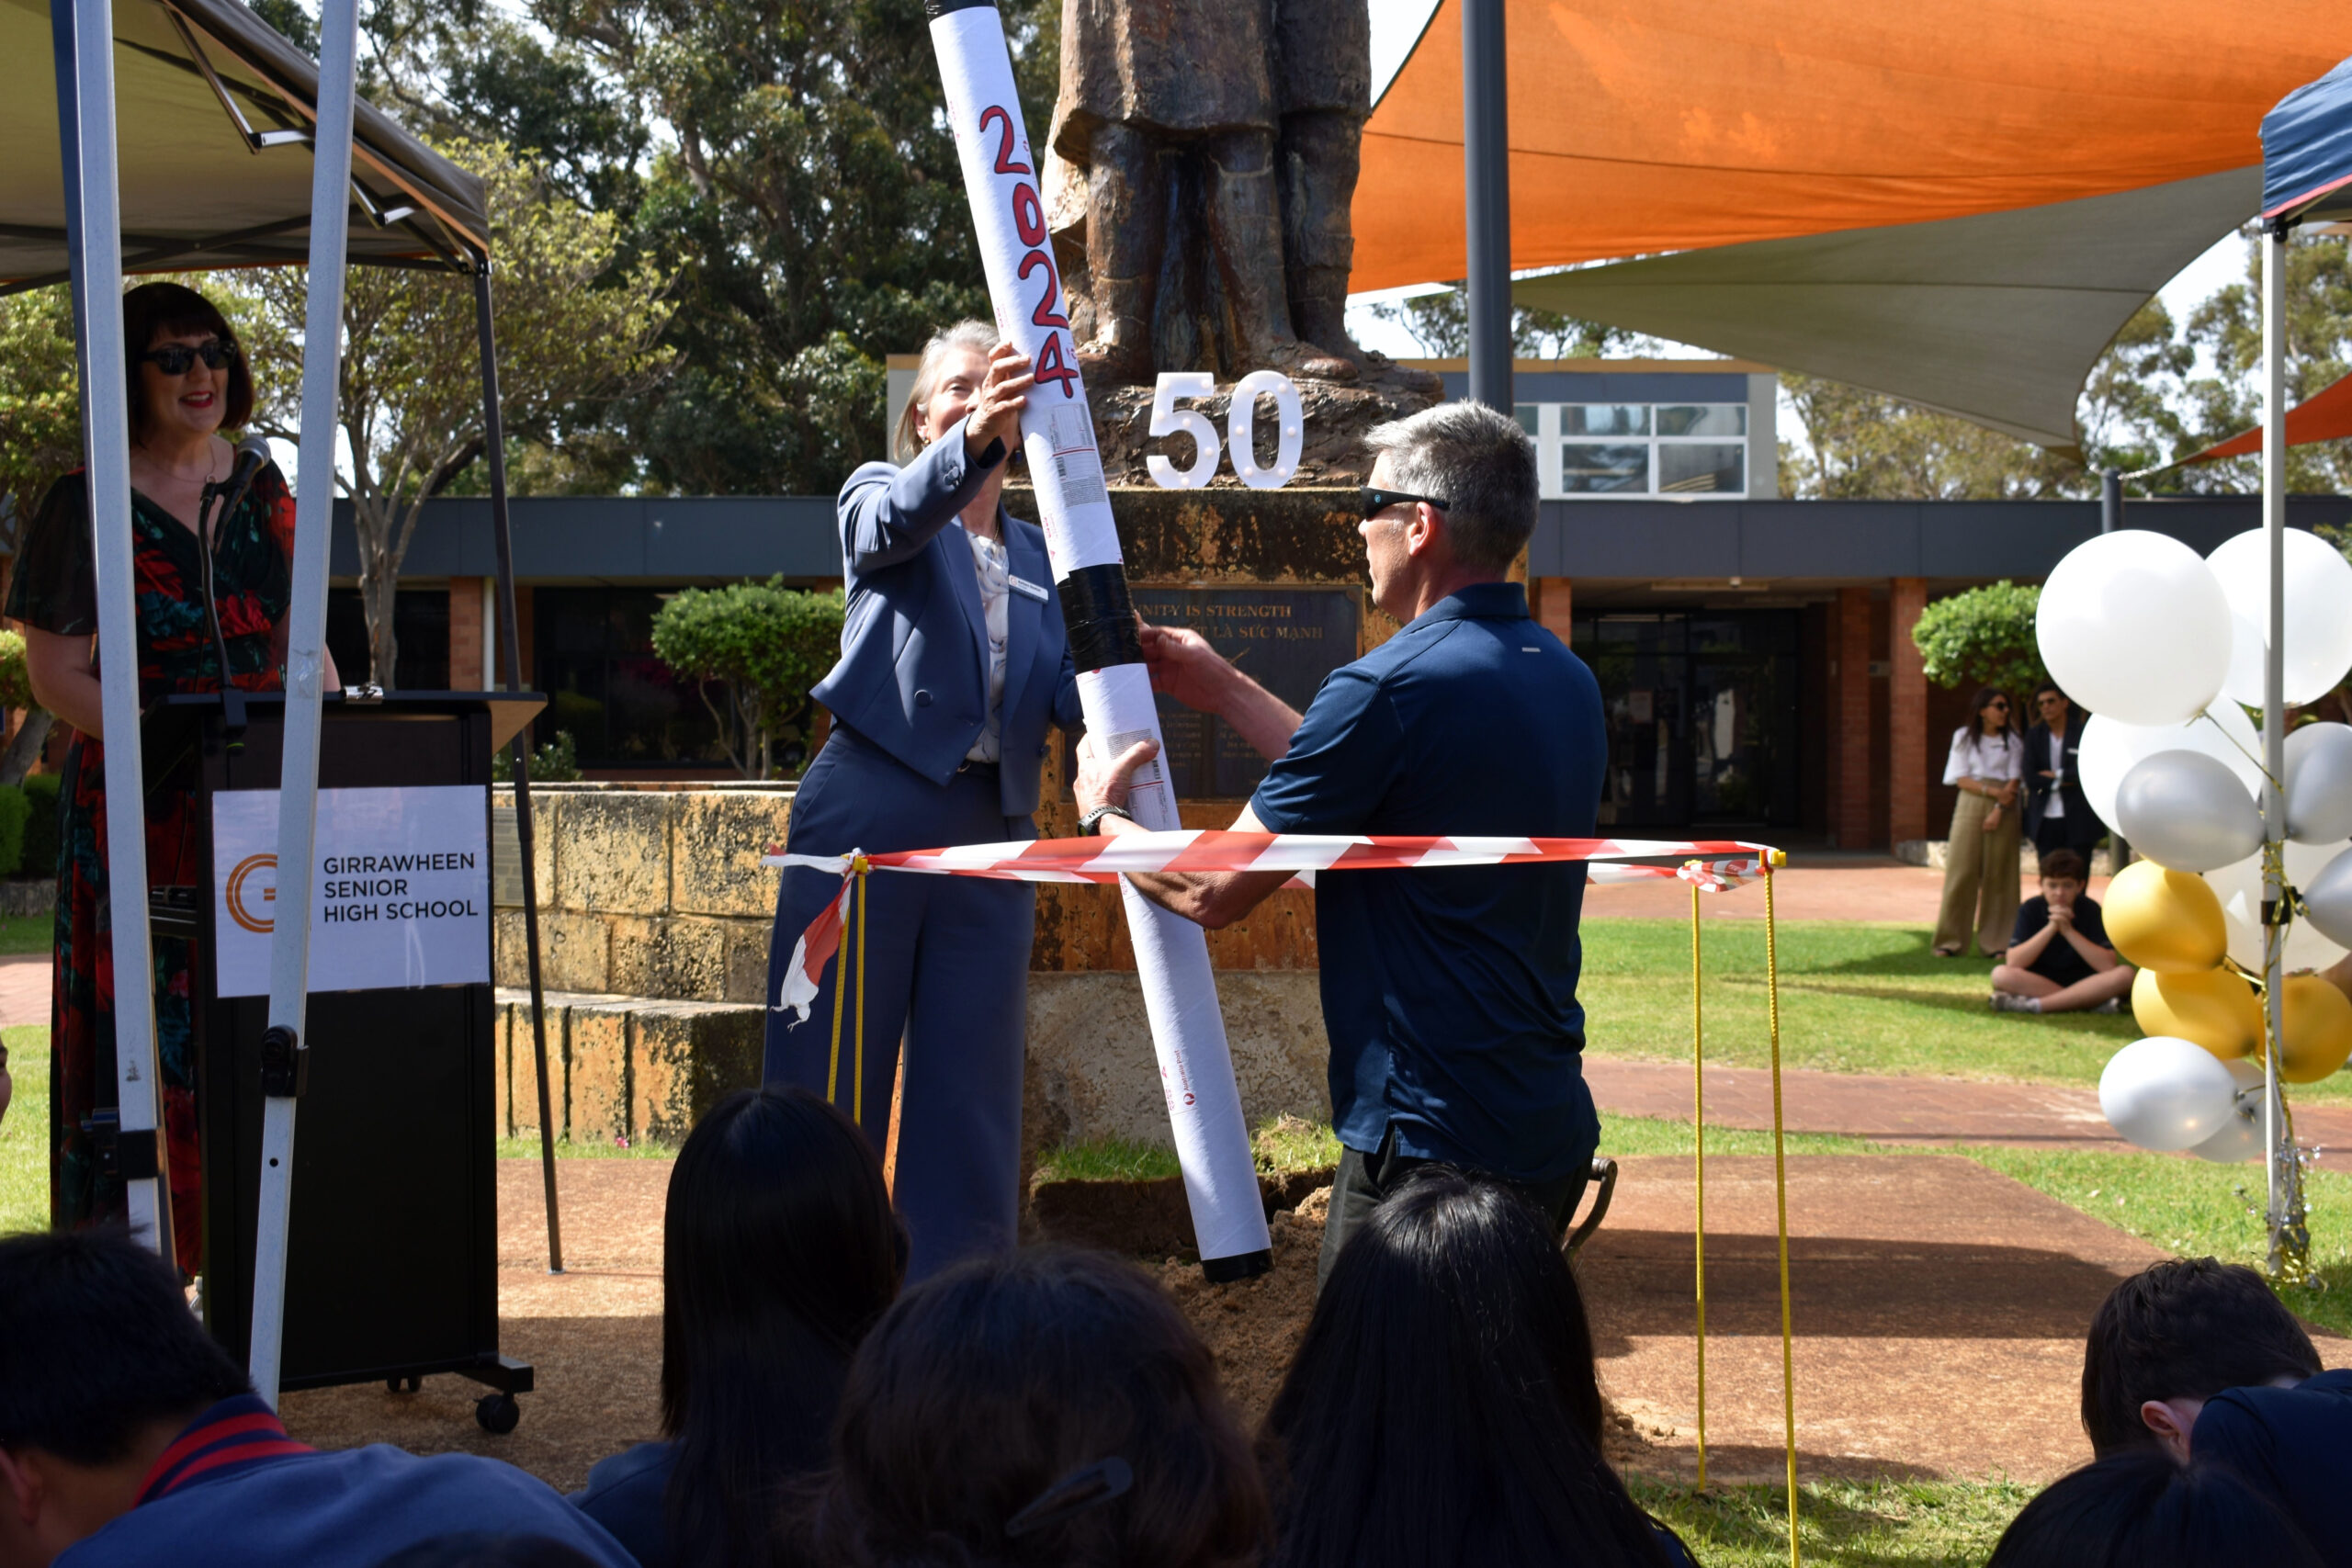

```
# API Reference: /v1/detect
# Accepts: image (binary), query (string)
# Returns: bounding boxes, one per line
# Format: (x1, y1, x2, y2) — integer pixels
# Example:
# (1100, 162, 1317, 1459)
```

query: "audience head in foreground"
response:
(1261, 1169, 1683, 1568)
(1984, 1450, 2321, 1568)
(573, 1086, 904, 1568)
(0, 1227, 250, 1568)
(2081, 1256, 2320, 1459)
(0, 1228, 630, 1568)
(813, 1247, 1265, 1568)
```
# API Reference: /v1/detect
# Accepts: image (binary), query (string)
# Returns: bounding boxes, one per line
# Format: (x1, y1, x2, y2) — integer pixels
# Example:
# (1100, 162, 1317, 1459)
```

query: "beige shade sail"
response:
(1, 0, 488, 290)
(1512, 168, 2262, 454)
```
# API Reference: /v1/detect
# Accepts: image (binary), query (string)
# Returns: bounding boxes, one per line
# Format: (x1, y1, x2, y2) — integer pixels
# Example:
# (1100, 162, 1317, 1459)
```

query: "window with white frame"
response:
(1515, 402, 1748, 499)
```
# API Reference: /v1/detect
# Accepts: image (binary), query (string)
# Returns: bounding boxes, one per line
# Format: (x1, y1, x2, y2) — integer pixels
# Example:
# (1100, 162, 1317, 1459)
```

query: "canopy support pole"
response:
(473, 261, 562, 1274)
(1461, 0, 1510, 412)
(2100, 468, 2121, 533)
(2259, 220, 2307, 1282)
(58, 0, 173, 1265)
(248, 0, 360, 1406)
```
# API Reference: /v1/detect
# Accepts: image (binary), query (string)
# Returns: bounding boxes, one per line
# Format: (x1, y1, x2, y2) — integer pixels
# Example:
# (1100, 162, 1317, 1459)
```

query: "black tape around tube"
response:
(1058, 565, 1145, 672)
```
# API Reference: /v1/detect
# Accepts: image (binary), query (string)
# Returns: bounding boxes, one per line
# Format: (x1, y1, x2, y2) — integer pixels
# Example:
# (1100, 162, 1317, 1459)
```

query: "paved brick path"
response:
(0, 954, 46, 1029)
(1583, 852, 2108, 925)
(1588, 1058, 2352, 1153)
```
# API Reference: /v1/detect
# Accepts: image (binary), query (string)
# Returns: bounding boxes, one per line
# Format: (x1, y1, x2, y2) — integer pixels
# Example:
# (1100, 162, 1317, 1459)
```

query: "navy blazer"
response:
(2022, 719, 2090, 835)
(812, 423, 1084, 818)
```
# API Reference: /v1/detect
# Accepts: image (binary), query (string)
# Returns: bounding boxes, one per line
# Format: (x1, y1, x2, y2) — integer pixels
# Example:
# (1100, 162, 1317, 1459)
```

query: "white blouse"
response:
(1944, 728, 2023, 787)
(961, 525, 1010, 764)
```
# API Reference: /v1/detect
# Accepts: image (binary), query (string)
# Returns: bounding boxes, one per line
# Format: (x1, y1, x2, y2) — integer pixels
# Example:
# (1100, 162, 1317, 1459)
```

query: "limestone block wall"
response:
(492, 783, 791, 1003)
(493, 989, 764, 1145)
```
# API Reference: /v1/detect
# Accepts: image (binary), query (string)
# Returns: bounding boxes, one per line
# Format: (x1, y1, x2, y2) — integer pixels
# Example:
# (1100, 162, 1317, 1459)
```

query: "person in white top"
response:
(1933, 686, 2026, 959)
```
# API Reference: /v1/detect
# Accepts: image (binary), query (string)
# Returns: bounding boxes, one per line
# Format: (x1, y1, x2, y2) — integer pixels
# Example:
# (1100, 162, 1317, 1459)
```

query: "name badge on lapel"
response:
(1008, 576, 1051, 604)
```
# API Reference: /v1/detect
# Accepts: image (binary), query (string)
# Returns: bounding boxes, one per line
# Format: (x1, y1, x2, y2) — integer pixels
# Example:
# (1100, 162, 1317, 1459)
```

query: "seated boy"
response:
(1992, 847, 2133, 1013)
(2081, 1257, 2350, 1563)
(0, 1229, 633, 1568)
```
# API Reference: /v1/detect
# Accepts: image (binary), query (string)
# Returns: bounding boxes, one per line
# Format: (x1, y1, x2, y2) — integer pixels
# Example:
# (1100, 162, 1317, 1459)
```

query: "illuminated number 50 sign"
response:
(1146, 371, 1305, 491)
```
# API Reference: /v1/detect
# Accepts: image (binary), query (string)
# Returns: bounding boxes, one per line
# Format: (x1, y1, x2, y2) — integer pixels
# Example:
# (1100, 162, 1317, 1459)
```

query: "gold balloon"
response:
(2103, 862, 2230, 974)
(2133, 967, 2263, 1060)
(2279, 975, 2352, 1084)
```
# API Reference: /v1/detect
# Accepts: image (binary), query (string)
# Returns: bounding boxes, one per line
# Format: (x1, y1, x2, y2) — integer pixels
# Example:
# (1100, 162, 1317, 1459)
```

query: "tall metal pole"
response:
(1461, 0, 1510, 412)
(2259, 222, 2306, 1280)
(63, 0, 175, 1266)
(2100, 468, 2121, 533)
(474, 264, 562, 1274)
(248, 0, 360, 1405)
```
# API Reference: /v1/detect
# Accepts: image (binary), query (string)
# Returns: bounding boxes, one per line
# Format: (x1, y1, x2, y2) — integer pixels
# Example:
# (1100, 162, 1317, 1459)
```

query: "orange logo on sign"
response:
(227, 853, 277, 934)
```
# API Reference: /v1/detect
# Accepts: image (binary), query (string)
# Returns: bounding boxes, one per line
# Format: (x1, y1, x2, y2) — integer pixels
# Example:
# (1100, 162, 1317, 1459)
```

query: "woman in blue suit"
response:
(765, 321, 1083, 1280)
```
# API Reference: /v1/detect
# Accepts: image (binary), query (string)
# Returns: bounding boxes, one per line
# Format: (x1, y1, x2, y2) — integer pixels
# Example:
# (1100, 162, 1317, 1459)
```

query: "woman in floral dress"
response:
(12, 281, 336, 1274)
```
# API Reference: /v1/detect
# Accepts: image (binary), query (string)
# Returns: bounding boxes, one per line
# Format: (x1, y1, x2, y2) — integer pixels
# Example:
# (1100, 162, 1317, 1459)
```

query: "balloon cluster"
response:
(2034, 530, 2352, 1159)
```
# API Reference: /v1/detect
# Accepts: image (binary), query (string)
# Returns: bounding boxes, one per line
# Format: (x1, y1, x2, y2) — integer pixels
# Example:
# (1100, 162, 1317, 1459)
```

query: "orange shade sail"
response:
(1353, 0, 2352, 293)
(2181, 370, 2352, 465)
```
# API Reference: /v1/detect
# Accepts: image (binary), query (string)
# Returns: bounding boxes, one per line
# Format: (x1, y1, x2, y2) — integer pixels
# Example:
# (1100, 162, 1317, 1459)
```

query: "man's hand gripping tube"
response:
(925, 0, 1272, 1277)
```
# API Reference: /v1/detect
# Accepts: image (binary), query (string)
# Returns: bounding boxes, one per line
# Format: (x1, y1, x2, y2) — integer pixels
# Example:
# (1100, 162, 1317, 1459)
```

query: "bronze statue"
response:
(1046, 0, 1369, 385)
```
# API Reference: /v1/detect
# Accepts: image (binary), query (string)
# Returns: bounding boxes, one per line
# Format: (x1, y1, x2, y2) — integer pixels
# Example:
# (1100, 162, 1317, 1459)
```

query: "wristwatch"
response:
(1078, 803, 1135, 836)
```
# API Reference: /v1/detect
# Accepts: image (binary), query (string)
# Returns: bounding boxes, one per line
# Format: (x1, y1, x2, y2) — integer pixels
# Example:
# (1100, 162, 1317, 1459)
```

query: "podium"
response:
(149, 691, 544, 1428)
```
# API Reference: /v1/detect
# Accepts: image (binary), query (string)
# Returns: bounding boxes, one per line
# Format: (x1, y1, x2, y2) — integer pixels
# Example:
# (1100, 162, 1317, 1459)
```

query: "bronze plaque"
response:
(1102, 587, 1362, 800)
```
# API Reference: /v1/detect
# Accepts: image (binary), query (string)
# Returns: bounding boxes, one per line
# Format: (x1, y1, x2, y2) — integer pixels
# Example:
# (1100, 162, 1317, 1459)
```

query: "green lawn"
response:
(0, 912, 53, 956)
(1581, 917, 2352, 1104)
(1635, 1477, 2033, 1568)
(0, 1027, 49, 1234)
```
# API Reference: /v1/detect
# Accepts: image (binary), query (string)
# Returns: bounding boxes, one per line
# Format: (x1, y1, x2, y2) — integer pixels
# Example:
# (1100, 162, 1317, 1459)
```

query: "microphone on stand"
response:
(197, 436, 277, 743)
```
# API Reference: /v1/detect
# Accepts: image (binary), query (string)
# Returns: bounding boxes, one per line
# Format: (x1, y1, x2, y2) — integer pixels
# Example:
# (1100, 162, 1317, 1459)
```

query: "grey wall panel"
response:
(1737, 503, 1922, 577)
(1441, 370, 1753, 404)
(1542, 502, 1742, 576)
(643, 497, 841, 577)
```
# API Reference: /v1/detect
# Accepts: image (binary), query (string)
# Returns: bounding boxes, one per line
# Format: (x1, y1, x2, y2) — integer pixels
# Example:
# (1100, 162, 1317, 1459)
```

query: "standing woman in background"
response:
(11, 281, 337, 1275)
(1933, 686, 2025, 960)
(763, 321, 1083, 1283)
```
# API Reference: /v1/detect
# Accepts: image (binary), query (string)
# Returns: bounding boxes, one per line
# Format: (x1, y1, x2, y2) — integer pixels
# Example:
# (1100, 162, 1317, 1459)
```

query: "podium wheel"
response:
(387, 1375, 423, 1395)
(475, 1393, 521, 1435)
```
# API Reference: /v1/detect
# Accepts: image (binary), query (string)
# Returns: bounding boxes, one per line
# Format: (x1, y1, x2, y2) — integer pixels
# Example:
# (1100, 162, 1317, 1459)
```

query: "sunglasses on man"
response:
(1360, 487, 1450, 519)
(141, 340, 237, 376)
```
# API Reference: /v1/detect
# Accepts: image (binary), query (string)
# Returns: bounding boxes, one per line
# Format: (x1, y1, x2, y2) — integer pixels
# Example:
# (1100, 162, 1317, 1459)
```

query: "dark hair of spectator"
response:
(1969, 685, 2016, 740)
(1259, 1170, 1679, 1568)
(122, 281, 254, 439)
(0, 1228, 250, 1465)
(661, 1087, 904, 1568)
(2040, 848, 2087, 884)
(814, 1247, 1267, 1568)
(2080, 1257, 2320, 1456)
(1984, 1450, 2322, 1568)
(2034, 681, 2069, 705)
(372, 1535, 610, 1568)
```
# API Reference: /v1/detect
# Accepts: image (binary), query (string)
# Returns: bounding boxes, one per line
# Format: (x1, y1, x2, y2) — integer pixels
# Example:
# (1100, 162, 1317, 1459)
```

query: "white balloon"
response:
(2285, 723, 2352, 844)
(2038, 531, 2233, 726)
(2100, 1035, 2242, 1152)
(2114, 750, 2266, 872)
(2206, 528, 2352, 708)
(2303, 845, 2352, 952)
(2207, 839, 2352, 974)
(2078, 705, 2262, 838)
(2191, 1058, 2271, 1165)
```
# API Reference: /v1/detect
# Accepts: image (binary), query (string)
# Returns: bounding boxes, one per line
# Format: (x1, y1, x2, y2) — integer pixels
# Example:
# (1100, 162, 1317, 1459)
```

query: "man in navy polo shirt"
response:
(1075, 400, 1607, 1282)
(0, 1229, 632, 1568)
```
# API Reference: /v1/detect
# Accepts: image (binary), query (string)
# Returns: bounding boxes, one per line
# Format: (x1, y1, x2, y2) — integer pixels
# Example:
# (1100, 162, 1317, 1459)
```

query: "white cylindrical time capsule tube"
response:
(926, 0, 1272, 1278)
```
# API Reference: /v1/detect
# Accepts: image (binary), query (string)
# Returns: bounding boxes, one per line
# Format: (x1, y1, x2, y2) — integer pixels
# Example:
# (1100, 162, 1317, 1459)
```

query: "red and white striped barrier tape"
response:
(767, 833, 1783, 1021)
(763, 831, 1782, 885)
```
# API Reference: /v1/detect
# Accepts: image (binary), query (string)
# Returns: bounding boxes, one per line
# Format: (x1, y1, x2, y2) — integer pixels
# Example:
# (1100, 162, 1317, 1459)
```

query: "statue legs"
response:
(1278, 109, 1362, 360)
(1078, 121, 1164, 384)
(1204, 130, 1355, 381)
